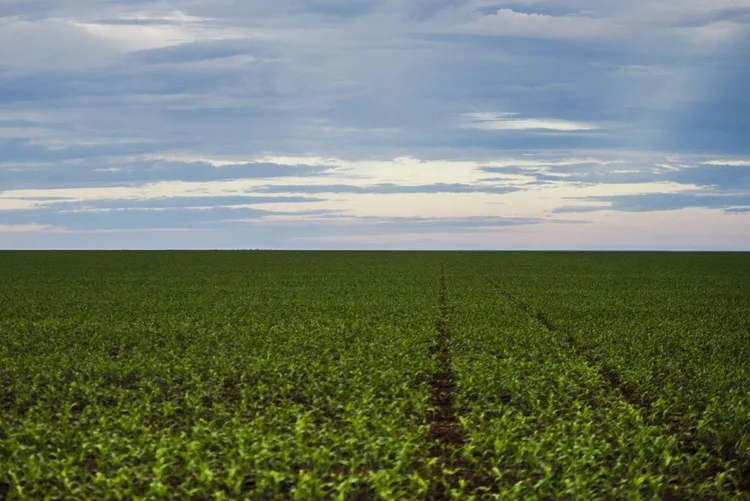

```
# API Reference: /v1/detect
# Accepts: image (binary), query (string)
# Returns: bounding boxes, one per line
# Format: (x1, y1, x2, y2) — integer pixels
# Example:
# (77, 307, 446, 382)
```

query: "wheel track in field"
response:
(492, 283, 749, 496)
(427, 267, 464, 499)
(494, 286, 647, 409)
(430, 268, 461, 449)
(428, 267, 500, 499)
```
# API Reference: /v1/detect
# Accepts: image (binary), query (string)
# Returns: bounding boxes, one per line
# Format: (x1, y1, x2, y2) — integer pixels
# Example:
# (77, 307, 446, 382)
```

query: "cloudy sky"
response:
(1, 0, 749, 249)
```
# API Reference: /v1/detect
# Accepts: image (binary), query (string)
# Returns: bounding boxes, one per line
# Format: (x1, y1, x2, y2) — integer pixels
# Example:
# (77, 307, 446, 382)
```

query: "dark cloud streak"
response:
(555, 193, 750, 213)
(0, 159, 332, 189)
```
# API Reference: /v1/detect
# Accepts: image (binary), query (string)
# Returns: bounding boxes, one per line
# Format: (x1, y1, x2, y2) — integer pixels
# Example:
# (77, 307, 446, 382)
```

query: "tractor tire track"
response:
(495, 287, 647, 409)
(493, 283, 749, 496)
(427, 267, 466, 500)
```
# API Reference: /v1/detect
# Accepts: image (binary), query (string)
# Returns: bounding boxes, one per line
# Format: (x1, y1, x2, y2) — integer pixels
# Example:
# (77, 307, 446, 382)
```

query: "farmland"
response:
(1, 251, 748, 500)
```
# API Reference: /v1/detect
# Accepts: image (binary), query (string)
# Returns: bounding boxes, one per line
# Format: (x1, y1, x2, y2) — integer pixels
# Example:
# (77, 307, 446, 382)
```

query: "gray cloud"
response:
(297, 0, 377, 19)
(1, 0, 749, 248)
(555, 193, 750, 213)
(672, 7, 750, 27)
(0, 213, 570, 250)
(125, 40, 266, 65)
(0, 160, 332, 189)
(0, 203, 554, 234)
(481, 162, 750, 190)
(14, 195, 324, 211)
(1, 206, 272, 231)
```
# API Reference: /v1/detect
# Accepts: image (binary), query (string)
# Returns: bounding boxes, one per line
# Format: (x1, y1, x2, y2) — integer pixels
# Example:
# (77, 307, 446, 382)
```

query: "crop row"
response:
(1, 251, 748, 500)
(471, 252, 750, 489)
(445, 257, 747, 499)
(1, 252, 441, 499)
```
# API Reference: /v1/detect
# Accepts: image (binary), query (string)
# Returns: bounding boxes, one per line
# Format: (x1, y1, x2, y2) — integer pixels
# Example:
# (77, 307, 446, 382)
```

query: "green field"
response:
(1, 251, 748, 500)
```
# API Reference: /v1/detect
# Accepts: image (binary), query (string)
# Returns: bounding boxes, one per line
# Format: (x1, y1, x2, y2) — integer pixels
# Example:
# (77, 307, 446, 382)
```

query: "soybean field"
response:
(1, 251, 749, 500)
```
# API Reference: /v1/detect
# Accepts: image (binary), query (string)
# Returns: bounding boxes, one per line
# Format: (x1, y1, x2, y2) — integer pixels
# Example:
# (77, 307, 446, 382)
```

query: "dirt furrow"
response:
(427, 268, 465, 499)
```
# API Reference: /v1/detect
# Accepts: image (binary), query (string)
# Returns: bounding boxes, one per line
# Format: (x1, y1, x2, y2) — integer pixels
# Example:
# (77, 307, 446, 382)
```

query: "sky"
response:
(1, 0, 749, 250)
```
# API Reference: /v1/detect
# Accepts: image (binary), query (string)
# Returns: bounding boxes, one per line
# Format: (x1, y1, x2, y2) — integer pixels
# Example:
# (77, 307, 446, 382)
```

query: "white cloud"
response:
(0, 10, 245, 68)
(0, 224, 50, 233)
(73, 19, 243, 52)
(462, 112, 598, 132)
(106, 11, 213, 24)
(459, 8, 621, 40)
(445, 3, 750, 47)
(0, 154, 699, 223)
(704, 159, 750, 166)
(1, 1, 748, 248)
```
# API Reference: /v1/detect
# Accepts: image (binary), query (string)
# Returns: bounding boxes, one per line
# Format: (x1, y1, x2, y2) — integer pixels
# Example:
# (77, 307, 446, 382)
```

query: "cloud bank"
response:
(1, 0, 749, 249)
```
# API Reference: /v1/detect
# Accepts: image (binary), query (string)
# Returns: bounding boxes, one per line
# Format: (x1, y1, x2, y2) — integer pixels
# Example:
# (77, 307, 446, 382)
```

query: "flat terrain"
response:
(1, 251, 748, 500)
